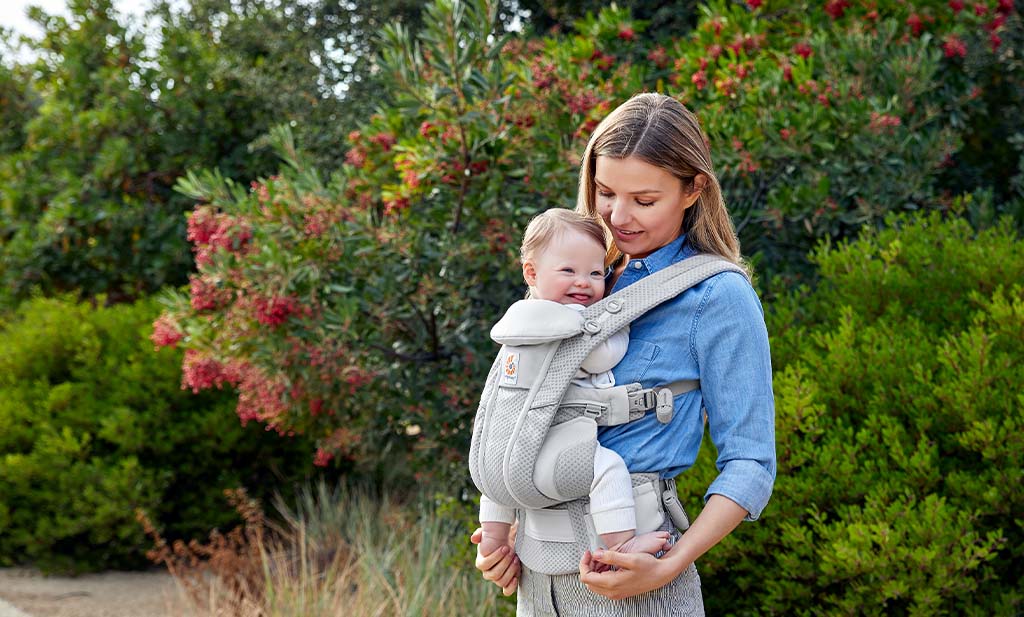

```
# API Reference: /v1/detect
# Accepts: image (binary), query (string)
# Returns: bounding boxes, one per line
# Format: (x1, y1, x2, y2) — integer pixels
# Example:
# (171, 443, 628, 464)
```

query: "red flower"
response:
(384, 197, 410, 215)
(253, 295, 299, 327)
(793, 42, 813, 58)
(419, 121, 436, 137)
(974, 2, 989, 15)
(907, 13, 924, 35)
(747, 0, 764, 9)
(369, 133, 397, 151)
(991, 32, 1003, 50)
(824, 0, 850, 19)
(617, 26, 635, 41)
(313, 448, 334, 467)
(151, 314, 183, 349)
(949, 0, 965, 12)
(691, 70, 708, 90)
(997, 0, 1013, 13)
(779, 128, 795, 140)
(783, 65, 794, 82)
(647, 46, 669, 68)
(344, 147, 366, 168)
(943, 35, 968, 57)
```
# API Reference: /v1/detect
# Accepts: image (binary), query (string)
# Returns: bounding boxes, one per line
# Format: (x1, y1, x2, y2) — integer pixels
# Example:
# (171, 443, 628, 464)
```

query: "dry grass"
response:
(138, 484, 503, 617)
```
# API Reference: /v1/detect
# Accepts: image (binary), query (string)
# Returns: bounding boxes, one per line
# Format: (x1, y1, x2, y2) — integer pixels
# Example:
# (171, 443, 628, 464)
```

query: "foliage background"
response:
(1, 0, 1021, 612)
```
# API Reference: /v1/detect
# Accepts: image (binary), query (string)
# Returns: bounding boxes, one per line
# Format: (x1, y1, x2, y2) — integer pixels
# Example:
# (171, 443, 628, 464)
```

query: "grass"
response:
(139, 483, 506, 617)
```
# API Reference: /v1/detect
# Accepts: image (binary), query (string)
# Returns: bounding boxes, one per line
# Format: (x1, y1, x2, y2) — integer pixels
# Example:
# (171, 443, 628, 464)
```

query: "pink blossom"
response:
(691, 70, 708, 90)
(384, 197, 410, 215)
(997, 0, 1013, 13)
(617, 26, 635, 41)
(907, 13, 924, 35)
(151, 314, 183, 349)
(824, 0, 850, 19)
(313, 448, 334, 467)
(974, 3, 989, 15)
(369, 133, 397, 151)
(344, 147, 367, 168)
(747, 0, 763, 8)
(647, 46, 669, 68)
(253, 295, 299, 327)
(943, 35, 968, 58)
(793, 42, 813, 58)
(949, 0, 965, 13)
(182, 350, 227, 393)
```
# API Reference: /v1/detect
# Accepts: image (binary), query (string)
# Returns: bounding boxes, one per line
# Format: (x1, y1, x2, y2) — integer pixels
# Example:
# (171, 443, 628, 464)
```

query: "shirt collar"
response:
(609, 233, 694, 291)
(629, 233, 693, 273)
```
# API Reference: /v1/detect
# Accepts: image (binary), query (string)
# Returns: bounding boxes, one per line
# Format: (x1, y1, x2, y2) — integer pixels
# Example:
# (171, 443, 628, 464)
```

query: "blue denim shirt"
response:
(599, 234, 776, 521)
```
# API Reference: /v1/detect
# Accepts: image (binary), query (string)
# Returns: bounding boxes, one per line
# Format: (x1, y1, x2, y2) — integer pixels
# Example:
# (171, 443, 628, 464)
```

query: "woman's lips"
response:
(614, 228, 642, 241)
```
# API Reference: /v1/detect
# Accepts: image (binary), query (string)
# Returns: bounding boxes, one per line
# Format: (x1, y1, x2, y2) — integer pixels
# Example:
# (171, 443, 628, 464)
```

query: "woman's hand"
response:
(578, 548, 681, 600)
(471, 526, 519, 596)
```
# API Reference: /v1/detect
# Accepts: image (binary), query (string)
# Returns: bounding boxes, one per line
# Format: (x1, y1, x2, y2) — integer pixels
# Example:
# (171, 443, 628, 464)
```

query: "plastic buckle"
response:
(582, 403, 605, 419)
(655, 388, 674, 423)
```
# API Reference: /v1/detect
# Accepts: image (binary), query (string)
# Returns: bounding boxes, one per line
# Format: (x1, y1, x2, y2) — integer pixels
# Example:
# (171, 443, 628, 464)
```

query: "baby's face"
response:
(526, 230, 606, 306)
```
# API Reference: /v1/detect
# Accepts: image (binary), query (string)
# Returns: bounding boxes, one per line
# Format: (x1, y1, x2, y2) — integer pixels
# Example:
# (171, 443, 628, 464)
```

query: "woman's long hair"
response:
(575, 92, 749, 277)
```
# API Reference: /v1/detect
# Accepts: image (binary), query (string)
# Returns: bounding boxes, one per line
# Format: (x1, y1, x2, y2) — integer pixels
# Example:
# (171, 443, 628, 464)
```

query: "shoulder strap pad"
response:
(490, 299, 584, 345)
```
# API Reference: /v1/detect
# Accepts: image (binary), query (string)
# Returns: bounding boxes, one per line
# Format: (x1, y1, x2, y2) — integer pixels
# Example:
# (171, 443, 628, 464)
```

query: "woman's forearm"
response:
(662, 494, 748, 573)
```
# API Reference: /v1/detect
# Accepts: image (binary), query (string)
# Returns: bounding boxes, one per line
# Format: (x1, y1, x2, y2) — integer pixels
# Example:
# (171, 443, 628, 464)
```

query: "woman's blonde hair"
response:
(575, 92, 748, 277)
(520, 208, 607, 263)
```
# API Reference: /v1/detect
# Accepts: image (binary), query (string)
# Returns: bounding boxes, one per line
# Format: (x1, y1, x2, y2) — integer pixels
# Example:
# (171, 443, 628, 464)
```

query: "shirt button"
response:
(633, 261, 643, 269)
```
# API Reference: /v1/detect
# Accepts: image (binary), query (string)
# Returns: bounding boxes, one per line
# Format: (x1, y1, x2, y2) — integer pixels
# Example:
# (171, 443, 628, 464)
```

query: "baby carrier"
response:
(468, 254, 745, 575)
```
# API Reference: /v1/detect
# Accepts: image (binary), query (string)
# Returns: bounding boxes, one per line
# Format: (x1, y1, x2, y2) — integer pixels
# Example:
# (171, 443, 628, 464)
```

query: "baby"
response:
(478, 208, 669, 563)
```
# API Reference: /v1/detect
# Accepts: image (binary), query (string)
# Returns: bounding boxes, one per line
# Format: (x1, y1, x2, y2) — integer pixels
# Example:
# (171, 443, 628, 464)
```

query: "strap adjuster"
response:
(655, 388, 674, 424)
(628, 389, 658, 413)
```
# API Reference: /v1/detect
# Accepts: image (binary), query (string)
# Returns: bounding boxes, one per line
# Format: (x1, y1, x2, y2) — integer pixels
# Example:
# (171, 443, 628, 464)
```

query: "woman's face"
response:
(594, 156, 702, 259)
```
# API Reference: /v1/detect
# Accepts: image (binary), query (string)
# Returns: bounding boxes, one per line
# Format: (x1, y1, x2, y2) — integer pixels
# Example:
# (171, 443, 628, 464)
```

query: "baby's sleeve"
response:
(479, 494, 516, 524)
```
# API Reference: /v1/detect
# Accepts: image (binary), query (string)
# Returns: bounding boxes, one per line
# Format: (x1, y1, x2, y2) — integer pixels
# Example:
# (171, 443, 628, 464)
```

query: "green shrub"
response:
(674, 211, 1023, 614)
(0, 295, 319, 573)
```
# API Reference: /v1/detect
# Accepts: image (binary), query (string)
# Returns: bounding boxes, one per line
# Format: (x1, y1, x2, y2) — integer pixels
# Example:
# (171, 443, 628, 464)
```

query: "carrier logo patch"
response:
(502, 352, 520, 385)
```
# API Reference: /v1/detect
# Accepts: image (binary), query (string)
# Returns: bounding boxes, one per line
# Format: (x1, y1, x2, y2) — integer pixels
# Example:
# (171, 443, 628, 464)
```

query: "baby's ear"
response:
(522, 260, 538, 286)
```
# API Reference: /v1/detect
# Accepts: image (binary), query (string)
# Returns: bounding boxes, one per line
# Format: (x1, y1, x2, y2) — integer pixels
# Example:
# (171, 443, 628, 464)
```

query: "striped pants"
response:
(515, 542, 704, 616)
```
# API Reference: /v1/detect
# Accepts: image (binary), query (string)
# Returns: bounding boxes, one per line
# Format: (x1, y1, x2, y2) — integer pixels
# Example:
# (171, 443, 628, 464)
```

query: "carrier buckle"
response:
(582, 403, 605, 419)
(629, 389, 658, 413)
(655, 388, 674, 423)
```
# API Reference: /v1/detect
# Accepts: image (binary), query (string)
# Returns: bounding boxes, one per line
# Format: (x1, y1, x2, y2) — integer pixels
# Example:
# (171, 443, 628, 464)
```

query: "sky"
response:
(1, 0, 172, 64)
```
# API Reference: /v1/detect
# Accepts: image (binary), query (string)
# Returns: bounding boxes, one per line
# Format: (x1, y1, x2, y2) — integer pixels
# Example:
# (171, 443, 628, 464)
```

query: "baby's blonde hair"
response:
(520, 208, 607, 263)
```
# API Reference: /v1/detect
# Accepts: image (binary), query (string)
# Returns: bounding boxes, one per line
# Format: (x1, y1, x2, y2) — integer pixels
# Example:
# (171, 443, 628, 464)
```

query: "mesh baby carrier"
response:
(468, 254, 744, 575)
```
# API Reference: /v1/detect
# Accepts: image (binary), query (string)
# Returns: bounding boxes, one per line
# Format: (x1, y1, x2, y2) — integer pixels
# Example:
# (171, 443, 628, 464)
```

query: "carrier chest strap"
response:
(560, 378, 699, 426)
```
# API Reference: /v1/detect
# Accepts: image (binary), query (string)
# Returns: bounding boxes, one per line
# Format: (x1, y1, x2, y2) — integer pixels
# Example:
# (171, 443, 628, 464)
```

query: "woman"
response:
(473, 92, 776, 615)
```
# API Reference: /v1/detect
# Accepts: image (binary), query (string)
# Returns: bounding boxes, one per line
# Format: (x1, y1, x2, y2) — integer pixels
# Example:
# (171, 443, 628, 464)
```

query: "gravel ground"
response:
(0, 568, 187, 617)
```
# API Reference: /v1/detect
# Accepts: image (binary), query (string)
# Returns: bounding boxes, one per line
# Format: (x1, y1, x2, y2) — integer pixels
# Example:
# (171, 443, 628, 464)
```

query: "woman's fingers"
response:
(495, 554, 519, 589)
(475, 545, 509, 573)
(590, 549, 639, 571)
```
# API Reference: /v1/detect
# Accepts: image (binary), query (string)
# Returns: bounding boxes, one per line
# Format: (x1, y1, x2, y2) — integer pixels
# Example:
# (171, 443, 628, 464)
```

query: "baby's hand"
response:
(478, 532, 510, 558)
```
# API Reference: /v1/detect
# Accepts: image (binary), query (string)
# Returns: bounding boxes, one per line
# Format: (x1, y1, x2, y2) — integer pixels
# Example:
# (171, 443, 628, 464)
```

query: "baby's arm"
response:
(580, 325, 629, 374)
(479, 495, 516, 557)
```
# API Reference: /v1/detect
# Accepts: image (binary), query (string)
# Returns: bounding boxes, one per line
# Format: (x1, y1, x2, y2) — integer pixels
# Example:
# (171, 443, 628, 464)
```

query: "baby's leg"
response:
(590, 447, 671, 555)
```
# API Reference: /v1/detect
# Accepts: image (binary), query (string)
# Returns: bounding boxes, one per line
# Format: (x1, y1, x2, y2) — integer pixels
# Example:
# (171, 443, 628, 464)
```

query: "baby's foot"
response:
(611, 531, 671, 555)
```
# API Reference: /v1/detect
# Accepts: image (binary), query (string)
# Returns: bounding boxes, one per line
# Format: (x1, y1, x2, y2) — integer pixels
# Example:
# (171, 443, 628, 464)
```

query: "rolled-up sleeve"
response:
(692, 272, 776, 521)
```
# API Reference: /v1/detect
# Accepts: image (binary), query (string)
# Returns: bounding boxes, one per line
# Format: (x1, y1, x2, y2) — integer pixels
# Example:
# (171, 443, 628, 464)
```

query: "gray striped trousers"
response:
(515, 533, 704, 616)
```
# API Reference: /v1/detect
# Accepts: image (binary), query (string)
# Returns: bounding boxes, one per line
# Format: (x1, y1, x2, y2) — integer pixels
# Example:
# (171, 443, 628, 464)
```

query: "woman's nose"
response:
(607, 200, 630, 227)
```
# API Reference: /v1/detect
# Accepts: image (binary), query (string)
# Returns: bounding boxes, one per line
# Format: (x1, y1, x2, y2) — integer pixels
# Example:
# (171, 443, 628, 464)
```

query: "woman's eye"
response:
(597, 190, 614, 198)
(636, 199, 655, 207)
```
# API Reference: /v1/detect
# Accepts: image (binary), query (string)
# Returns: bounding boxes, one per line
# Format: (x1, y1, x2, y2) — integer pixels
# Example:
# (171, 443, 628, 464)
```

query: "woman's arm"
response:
(579, 494, 747, 599)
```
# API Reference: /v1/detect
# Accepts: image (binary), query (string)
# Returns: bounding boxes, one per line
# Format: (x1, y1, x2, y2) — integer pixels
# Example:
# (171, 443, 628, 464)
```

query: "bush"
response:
(674, 211, 1023, 614)
(0, 295, 319, 572)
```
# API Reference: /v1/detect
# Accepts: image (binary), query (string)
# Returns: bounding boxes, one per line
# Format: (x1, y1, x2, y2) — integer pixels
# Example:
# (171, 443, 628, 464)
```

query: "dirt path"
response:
(0, 568, 187, 617)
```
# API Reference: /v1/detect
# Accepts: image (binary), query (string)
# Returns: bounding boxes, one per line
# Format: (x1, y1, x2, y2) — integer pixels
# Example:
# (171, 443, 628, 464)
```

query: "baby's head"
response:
(520, 209, 607, 307)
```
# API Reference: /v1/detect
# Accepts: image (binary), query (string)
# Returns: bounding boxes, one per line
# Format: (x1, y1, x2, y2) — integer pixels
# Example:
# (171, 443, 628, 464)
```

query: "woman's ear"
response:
(689, 173, 708, 195)
(522, 260, 538, 286)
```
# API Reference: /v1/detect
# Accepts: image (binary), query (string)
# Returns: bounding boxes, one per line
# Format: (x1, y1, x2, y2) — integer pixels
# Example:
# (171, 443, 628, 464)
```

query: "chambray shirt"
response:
(599, 234, 776, 521)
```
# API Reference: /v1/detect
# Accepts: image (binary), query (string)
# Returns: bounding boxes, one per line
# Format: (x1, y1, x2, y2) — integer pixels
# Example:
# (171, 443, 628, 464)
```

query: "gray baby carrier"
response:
(468, 254, 744, 575)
